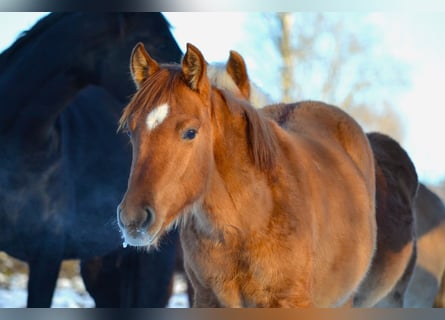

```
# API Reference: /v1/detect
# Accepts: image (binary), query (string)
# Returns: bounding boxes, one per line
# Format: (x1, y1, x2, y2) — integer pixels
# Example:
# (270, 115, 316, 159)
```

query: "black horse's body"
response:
(0, 12, 182, 307)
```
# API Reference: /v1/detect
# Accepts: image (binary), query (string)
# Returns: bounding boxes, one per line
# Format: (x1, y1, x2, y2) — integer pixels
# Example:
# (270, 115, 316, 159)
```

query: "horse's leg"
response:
(339, 296, 354, 308)
(403, 265, 439, 307)
(374, 243, 417, 308)
(185, 276, 194, 307)
(118, 229, 179, 307)
(137, 230, 178, 307)
(174, 238, 194, 307)
(183, 263, 220, 307)
(27, 256, 62, 307)
(433, 270, 445, 307)
(80, 254, 122, 307)
(192, 286, 221, 308)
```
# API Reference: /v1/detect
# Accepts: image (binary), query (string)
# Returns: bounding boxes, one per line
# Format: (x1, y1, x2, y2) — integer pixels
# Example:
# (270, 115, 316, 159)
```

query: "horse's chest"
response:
(191, 238, 279, 307)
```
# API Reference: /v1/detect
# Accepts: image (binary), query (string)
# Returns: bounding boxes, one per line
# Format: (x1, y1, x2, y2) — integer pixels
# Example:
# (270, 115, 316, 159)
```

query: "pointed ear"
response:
(182, 43, 209, 94)
(226, 50, 251, 100)
(130, 42, 159, 89)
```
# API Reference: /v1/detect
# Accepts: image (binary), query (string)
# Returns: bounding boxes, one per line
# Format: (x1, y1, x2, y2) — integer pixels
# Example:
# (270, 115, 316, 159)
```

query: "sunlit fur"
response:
(209, 51, 419, 308)
(117, 43, 377, 307)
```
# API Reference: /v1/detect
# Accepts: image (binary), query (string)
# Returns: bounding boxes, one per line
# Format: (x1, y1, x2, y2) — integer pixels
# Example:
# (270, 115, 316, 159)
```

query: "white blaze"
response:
(146, 103, 169, 131)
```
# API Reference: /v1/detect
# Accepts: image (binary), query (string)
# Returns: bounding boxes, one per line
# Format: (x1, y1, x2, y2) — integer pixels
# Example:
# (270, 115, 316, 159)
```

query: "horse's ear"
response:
(182, 43, 209, 94)
(226, 50, 251, 99)
(130, 42, 159, 89)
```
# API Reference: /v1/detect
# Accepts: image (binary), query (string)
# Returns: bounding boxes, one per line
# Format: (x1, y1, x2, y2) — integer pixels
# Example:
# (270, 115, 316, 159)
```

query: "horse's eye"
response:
(125, 129, 131, 138)
(182, 129, 197, 140)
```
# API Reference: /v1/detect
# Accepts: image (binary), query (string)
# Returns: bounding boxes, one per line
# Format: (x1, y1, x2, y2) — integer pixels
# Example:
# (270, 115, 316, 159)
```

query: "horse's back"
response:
(261, 101, 375, 196)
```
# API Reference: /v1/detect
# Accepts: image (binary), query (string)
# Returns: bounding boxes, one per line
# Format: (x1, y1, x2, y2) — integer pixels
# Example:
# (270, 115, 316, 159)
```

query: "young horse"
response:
(0, 13, 182, 307)
(208, 50, 418, 307)
(117, 42, 377, 307)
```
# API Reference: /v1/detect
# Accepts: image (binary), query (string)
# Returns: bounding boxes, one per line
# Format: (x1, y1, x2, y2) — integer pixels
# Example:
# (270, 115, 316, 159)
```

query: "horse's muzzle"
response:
(116, 204, 156, 246)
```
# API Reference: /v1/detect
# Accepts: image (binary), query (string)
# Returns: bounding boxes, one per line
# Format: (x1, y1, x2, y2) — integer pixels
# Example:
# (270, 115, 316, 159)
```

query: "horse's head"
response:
(117, 43, 214, 247)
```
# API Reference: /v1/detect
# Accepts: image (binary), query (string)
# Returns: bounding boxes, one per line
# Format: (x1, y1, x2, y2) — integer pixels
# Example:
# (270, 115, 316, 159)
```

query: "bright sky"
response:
(1, 12, 444, 185)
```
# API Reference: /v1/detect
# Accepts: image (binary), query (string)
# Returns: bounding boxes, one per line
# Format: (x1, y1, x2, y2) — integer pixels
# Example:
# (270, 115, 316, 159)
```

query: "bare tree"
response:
(241, 13, 409, 142)
(276, 13, 294, 103)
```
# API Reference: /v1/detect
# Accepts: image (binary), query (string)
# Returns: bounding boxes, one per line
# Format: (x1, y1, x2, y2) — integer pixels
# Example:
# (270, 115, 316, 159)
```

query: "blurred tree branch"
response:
(255, 13, 409, 142)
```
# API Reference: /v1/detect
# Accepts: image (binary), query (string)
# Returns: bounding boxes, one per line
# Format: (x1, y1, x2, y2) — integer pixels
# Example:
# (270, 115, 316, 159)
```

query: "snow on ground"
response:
(0, 273, 190, 308)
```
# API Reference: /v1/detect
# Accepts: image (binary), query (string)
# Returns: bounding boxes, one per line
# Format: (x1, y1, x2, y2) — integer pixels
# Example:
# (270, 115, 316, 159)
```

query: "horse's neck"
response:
(0, 14, 119, 134)
(195, 93, 275, 237)
(1, 13, 183, 137)
(197, 163, 274, 240)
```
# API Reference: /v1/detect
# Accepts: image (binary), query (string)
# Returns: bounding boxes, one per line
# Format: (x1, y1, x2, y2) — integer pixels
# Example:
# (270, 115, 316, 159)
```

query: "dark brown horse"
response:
(0, 12, 182, 307)
(117, 43, 377, 307)
(208, 50, 418, 307)
(360, 132, 418, 307)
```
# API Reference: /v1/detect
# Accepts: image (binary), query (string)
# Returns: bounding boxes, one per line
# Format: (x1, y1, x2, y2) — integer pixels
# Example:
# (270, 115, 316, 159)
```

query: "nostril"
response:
(117, 204, 155, 230)
(141, 206, 155, 229)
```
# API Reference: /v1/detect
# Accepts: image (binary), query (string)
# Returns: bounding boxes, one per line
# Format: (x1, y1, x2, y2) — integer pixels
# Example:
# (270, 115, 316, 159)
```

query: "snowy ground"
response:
(0, 272, 190, 308)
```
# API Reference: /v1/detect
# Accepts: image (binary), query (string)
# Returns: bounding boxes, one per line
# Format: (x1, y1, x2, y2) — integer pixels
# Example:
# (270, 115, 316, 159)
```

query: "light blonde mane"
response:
(207, 63, 273, 109)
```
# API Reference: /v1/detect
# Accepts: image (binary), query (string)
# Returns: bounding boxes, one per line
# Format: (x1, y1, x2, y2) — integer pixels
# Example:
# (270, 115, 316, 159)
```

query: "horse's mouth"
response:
(121, 226, 162, 248)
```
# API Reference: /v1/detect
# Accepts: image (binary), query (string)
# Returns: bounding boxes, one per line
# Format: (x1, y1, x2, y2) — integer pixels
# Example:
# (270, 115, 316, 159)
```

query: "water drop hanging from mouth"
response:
(122, 241, 128, 248)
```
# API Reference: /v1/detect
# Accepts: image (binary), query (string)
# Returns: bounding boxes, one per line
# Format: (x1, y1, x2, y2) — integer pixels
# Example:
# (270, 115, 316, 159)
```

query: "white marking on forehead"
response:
(146, 103, 169, 131)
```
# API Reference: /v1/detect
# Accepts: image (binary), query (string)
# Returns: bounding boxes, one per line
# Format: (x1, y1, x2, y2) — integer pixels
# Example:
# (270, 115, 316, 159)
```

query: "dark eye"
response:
(125, 129, 131, 138)
(182, 129, 197, 140)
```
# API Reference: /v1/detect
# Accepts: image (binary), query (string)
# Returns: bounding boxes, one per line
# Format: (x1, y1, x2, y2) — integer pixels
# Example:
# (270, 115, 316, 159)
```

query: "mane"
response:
(219, 89, 278, 173)
(118, 65, 182, 131)
(0, 12, 65, 70)
(207, 63, 243, 98)
(249, 81, 274, 109)
(207, 63, 274, 109)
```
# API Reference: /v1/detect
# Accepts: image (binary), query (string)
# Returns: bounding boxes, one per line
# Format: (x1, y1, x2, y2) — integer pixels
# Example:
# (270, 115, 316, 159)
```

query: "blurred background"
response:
(0, 12, 444, 307)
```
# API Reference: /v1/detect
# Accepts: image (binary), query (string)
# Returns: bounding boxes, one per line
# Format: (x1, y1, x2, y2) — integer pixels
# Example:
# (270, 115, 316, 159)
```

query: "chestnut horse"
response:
(117, 43, 377, 307)
(208, 50, 418, 307)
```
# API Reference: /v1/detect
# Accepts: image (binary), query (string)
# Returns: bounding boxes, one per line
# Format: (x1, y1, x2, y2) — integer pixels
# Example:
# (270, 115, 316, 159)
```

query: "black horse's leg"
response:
(27, 256, 62, 307)
(136, 229, 179, 307)
(80, 255, 122, 307)
(118, 229, 179, 307)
